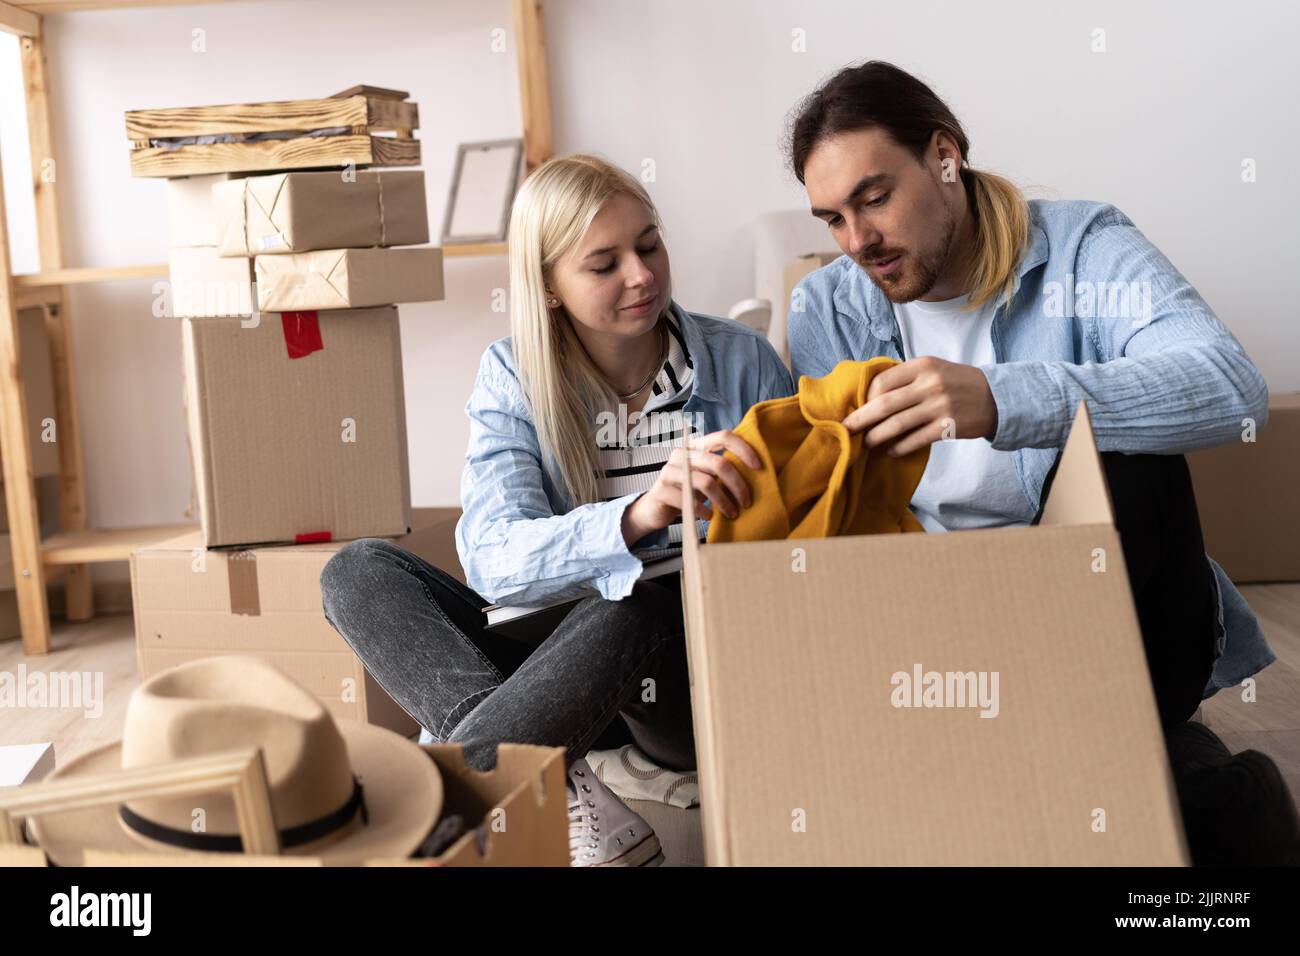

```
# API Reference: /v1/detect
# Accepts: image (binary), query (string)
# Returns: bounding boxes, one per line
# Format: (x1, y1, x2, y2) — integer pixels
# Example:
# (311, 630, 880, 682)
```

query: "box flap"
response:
(1038, 401, 1115, 528)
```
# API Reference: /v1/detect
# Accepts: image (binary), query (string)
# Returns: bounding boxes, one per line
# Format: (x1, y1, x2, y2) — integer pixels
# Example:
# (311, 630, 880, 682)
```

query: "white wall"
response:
(543, 0, 1299, 389)
(1, 0, 1296, 585)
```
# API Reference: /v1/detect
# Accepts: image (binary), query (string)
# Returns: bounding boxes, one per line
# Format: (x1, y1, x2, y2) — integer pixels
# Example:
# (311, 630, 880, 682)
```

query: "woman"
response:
(321, 154, 794, 867)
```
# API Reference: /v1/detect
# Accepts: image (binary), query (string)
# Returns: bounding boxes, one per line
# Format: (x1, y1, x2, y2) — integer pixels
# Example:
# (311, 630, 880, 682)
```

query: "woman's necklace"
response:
(615, 324, 668, 400)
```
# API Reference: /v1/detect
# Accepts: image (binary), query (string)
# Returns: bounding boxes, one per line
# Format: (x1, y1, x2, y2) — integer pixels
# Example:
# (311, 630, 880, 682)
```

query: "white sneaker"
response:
(567, 757, 664, 866)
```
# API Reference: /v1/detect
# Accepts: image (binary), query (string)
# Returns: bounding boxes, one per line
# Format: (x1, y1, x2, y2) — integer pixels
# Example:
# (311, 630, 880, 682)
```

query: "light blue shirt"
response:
(788, 198, 1274, 697)
(455, 301, 795, 608)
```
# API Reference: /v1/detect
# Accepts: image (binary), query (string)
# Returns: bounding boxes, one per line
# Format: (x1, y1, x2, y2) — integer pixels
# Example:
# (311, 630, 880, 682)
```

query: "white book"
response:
(483, 556, 684, 639)
(0, 742, 55, 788)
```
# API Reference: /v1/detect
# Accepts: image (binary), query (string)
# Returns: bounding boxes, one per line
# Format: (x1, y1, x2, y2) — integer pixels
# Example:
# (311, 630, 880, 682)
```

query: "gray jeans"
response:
(320, 538, 696, 774)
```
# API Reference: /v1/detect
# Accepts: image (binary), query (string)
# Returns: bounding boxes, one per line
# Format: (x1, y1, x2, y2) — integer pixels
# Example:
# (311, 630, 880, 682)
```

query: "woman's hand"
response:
(621, 429, 761, 545)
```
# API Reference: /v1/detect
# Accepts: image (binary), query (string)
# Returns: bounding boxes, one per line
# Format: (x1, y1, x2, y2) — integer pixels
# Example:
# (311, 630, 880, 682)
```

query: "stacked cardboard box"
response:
(128, 88, 446, 730)
(164, 164, 443, 548)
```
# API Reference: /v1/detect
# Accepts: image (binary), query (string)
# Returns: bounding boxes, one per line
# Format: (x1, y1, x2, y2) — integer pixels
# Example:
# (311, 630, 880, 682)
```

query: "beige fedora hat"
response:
(29, 655, 442, 866)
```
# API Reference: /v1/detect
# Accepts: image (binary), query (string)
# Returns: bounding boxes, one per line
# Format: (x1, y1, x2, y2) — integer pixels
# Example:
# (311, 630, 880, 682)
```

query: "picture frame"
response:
(440, 138, 524, 245)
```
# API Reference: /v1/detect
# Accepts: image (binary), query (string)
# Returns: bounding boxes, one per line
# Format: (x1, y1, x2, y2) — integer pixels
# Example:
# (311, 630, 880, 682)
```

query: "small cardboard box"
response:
(255, 246, 444, 312)
(168, 246, 255, 318)
(779, 252, 842, 362)
(166, 173, 247, 248)
(5, 742, 567, 868)
(130, 508, 463, 736)
(181, 306, 411, 547)
(380, 743, 569, 867)
(1187, 392, 1300, 583)
(214, 170, 429, 257)
(679, 403, 1189, 866)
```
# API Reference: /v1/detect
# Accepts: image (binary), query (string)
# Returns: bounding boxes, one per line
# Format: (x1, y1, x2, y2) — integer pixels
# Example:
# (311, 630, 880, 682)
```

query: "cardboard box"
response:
(166, 173, 247, 248)
(780, 252, 842, 363)
(679, 404, 1189, 866)
(378, 743, 569, 867)
(181, 306, 411, 547)
(130, 508, 462, 735)
(1187, 392, 1300, 583)
(214, 170, 429, 257)
(7, 742, 567, 867)
(168, 246, 255, 318)
(255, 247, 444, 312)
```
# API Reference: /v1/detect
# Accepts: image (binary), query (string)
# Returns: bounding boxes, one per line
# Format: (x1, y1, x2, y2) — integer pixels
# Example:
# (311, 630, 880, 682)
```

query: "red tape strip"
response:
(295, 530, 333, 544)
(280, 311, 324, 359)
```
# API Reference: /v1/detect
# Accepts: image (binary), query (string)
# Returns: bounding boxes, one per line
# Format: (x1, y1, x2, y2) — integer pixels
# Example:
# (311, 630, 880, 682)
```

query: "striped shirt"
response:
(594, 312, 703, 561)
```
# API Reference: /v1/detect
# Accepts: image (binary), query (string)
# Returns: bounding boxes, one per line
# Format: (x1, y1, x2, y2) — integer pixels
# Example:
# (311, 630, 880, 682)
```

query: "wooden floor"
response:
(4, 584, 1300, 800)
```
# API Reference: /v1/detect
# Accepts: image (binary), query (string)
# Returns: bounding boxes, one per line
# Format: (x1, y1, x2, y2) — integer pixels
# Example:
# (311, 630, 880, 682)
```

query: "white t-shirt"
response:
(892, 293, 1037, 533)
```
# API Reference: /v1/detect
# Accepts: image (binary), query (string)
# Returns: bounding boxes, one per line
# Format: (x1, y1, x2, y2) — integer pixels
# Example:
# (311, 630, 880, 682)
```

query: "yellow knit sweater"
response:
(706, 358, 930, 542)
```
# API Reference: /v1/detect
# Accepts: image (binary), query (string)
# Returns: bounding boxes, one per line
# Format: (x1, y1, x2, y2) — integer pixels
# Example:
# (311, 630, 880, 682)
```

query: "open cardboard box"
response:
(679, 402, 1189, 865)
(0, 742, 568, 868)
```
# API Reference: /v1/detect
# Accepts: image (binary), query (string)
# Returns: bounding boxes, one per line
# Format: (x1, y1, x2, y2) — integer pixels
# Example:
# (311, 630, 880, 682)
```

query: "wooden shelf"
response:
(12, 2, 233, 14)
(11, 246, 501, 293)
(41, 523, 197, 565)
(13, 285, 62, 309)
(2, 0, 550, 655)
(12, 263, 168, 288)
(443, 242, 507, 258)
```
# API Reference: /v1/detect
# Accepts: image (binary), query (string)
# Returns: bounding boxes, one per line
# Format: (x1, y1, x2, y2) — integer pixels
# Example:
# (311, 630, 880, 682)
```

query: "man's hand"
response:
(841, 356, 999, 456)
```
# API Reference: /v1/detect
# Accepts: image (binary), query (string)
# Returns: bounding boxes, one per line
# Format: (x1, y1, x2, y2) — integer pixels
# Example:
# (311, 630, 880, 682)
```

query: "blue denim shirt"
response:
(788, 198, 1274, 697)
(455, 301, 795, 608)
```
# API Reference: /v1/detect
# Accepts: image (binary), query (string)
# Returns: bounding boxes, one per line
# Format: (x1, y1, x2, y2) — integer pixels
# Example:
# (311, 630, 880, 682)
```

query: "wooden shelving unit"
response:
(0, 0, 553, 654)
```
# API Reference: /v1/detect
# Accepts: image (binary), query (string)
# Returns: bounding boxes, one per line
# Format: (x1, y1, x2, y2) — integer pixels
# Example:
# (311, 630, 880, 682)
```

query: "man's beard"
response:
(856, 203, 957, 304)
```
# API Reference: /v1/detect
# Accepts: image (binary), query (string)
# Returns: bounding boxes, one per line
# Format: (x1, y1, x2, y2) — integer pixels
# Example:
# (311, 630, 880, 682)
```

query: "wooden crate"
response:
(125, 85, 420, 178)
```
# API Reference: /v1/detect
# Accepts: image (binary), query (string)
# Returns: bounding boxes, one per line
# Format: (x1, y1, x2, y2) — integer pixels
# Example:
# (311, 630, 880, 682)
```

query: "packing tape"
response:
(295, 531, 333, 544)
(227, 550, 260, 616)
(376, 172, 387, 246)
(280, 310, 324, 359)
(240, 177, 252, 256)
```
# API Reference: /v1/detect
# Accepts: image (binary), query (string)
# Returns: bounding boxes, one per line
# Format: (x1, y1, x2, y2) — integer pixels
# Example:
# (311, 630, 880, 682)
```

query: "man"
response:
(785, 60, 1297, 865)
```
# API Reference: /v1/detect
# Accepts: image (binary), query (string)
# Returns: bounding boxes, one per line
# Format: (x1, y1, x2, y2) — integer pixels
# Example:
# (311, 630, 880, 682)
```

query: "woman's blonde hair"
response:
(786, 60, 1029, 310)
(507, 153, 666, 508)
